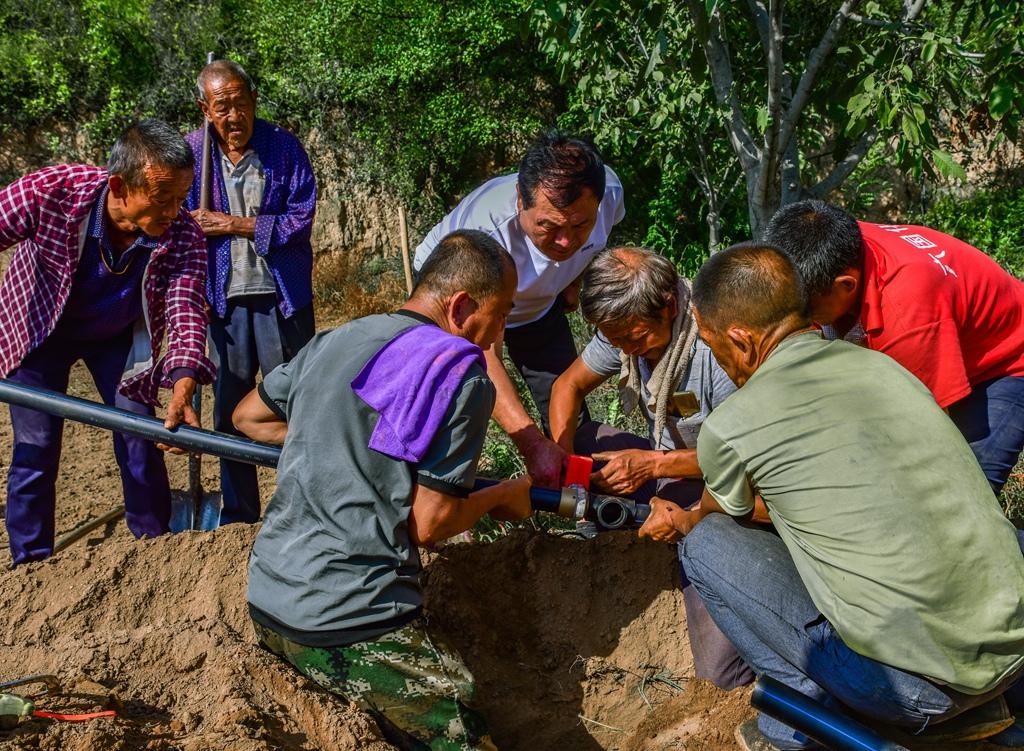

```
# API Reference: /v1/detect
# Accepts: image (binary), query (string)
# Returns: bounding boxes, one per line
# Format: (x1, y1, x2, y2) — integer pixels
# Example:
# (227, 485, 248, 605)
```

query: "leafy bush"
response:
(916, 187, 1024, 278)
(0, 0, 556, 213)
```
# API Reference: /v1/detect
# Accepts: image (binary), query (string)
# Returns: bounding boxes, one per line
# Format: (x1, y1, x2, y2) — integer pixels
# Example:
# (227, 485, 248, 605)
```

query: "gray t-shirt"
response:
(581, 332, 735, 449)
(221, 148, 275, 298)
(247, 311, 494, 645)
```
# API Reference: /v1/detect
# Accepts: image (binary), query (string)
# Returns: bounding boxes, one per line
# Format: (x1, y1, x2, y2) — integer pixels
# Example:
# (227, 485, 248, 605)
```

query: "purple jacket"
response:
(185, 118, 317, 319)
(0, 165, 215, 405)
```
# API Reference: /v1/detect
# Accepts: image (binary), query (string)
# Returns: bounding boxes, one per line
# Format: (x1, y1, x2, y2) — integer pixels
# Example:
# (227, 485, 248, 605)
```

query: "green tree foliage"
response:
(0, 0, 223, 148)
(0, 0, 554, 209)
(239, 0, 555, 203)
(536, 0, 1024, 267)
(918, 187, 1024, 278)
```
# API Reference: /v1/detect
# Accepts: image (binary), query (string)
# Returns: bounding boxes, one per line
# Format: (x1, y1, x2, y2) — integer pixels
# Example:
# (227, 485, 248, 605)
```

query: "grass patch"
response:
(1002, 455, 1024, 527)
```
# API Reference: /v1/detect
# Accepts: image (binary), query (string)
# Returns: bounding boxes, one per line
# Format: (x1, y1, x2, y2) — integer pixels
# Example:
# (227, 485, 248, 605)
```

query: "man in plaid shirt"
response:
(0, 119, 215, 566)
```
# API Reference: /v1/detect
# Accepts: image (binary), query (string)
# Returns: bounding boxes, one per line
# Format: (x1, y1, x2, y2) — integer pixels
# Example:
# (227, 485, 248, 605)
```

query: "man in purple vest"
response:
(0, 119, 215, 565)
(185, 59, 317, 525)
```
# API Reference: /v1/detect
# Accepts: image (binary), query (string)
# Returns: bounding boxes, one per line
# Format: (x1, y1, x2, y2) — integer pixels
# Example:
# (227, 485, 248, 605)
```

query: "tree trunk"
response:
(746, 170, 776, 239)
(707, 209, 723, 253)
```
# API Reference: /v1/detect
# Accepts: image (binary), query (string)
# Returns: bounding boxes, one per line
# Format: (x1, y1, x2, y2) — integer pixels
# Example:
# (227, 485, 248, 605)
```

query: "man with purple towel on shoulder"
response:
(185, 58, 317, 525)
(0, 119, 215, 566)
(233, 229, 531, 748)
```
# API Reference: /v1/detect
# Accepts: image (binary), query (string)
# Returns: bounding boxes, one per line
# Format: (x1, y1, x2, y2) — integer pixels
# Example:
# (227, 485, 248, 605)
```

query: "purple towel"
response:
(352, 323, 486, 462)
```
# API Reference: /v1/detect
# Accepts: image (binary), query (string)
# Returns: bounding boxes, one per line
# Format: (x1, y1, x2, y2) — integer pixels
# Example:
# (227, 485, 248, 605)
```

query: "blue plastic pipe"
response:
(0, 379, 281, 467)
(751, 676, 908, 751)
(0, 379, 568, 512)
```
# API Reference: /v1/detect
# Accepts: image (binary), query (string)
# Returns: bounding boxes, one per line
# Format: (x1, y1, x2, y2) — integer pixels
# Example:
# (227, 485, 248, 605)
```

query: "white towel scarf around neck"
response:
(616, 279, 697, 450)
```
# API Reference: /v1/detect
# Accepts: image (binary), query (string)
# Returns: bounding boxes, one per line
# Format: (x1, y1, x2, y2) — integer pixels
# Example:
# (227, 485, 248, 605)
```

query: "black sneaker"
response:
(735, 719, 782, 751)
(917, 696, 1015, 743)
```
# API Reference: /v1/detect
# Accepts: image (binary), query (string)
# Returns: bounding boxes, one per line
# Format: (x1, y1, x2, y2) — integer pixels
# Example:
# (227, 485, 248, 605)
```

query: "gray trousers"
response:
(574, 420, 755, 690)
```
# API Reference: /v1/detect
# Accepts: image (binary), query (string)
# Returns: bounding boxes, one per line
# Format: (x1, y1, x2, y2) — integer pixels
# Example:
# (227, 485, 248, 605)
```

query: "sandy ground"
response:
(0, 363, 1014, 750)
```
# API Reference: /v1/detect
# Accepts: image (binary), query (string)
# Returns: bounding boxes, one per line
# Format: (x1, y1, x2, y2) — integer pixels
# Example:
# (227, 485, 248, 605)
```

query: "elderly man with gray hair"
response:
(549, 245, 753, 690)
(185, 59, 317, 526)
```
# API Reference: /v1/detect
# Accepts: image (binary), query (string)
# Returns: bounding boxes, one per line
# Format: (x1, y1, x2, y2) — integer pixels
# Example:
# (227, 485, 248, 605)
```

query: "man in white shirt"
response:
(414, 132, 625, 486)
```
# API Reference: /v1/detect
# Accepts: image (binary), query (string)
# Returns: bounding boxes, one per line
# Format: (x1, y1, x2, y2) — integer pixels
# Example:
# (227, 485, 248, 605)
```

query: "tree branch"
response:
(753, 0, 785, 212)
(847, 12, 916, 31)
(745, 0, 772, 51)
(685, 0, 760, 169)
(776, 0, 862, 161)
(780, 130, 803, 207)
(902, 0, 926, 22)
(808, 125, 879, 199)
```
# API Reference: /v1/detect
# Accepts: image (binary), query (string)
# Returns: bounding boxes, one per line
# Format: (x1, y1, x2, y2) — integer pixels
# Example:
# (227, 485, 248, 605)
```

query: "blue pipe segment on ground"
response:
(752, 676, 908, 751)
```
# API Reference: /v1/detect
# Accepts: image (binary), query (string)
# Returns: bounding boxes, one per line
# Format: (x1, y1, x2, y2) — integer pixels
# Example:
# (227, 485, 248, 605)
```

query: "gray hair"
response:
(580, 246, 679, 327)
(196, 59, 256, 102)
(107, 119, 194, 191)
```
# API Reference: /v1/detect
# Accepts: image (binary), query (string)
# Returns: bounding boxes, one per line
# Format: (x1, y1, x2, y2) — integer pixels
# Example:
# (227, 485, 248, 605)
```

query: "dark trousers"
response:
(5, 329, 170, 565)
(210, 296, 314, 524)
(948, 375, 1024, 495)
(573, 420, 755, 691)
(503, 300, 589, 434)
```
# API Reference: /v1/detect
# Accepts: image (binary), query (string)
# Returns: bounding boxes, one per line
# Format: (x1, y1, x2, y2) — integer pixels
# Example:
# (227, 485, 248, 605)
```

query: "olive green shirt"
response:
(697, 331, 1024, 694)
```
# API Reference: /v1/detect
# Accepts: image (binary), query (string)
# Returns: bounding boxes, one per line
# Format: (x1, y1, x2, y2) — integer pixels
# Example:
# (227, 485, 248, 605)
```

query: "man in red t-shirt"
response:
(767, 200, 1024, 495)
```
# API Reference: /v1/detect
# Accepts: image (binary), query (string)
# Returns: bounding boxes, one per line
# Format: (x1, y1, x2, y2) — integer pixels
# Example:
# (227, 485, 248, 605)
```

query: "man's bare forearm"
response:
(484, 344, 544, 449)
(231, 215, 256, 238)
(549, 381, 584, 454)
(654, 448, 701, 479)
(409, 478, 531, 545)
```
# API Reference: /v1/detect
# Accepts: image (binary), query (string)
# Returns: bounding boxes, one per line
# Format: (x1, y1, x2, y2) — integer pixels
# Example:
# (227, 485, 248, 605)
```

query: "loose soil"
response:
(0, 366, 1013, 750)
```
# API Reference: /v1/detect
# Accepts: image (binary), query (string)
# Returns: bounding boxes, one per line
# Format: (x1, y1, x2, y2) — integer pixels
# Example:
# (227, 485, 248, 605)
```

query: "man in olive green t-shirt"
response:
(637, 242, 1024, 750)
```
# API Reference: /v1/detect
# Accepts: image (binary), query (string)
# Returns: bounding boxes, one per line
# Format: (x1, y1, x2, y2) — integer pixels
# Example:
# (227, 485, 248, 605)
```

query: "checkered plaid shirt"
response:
(0, 164, 215, 405)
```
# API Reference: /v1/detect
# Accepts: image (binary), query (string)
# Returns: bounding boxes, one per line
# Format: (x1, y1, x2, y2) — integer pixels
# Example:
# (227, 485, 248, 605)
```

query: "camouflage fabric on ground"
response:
(253, 618, 496, 750)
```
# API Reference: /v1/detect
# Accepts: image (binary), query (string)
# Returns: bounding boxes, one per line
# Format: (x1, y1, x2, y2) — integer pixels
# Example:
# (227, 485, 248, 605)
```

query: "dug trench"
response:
(0, 365, 1010, 751)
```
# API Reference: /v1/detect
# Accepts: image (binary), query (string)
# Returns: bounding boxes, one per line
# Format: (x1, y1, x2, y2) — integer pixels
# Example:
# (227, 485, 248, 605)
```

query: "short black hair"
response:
(765, 200, 864, 297)
(517, 130, 605, 210)
(415, 230, 516, 301)
(692, 242, 809, 333)
(197, 59, 256, 102)
(107, 119, 194, 191)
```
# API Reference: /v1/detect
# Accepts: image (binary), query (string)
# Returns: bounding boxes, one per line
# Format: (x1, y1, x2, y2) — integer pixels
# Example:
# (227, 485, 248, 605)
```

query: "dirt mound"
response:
(0, 519, 754, 750)
(0, 525, 390, 750)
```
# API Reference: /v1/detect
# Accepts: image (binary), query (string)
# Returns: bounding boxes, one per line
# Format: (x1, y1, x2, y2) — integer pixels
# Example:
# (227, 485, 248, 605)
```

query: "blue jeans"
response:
(209, 296, 314, 525)
(6, 329, 170, 565)
(681, 514, 1020, 750)
(948, 375, 1024, 495)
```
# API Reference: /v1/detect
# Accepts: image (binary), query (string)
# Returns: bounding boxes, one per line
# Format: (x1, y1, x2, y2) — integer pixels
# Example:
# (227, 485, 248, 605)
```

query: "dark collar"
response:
(393, 309, 436, 326)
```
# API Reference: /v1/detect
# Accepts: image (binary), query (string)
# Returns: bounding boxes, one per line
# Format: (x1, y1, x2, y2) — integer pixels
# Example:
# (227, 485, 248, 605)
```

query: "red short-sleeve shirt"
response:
(858, 222, 1024, 408)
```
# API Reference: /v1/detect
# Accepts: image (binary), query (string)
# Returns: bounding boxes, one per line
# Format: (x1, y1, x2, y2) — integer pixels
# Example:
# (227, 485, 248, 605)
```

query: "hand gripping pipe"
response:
(751, 677, 908, 751)
(0, 379, 648, 527)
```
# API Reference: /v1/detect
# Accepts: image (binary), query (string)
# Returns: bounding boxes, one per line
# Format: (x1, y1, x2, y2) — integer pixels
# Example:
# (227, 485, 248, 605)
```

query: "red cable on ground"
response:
(33, 710, 116, 722)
